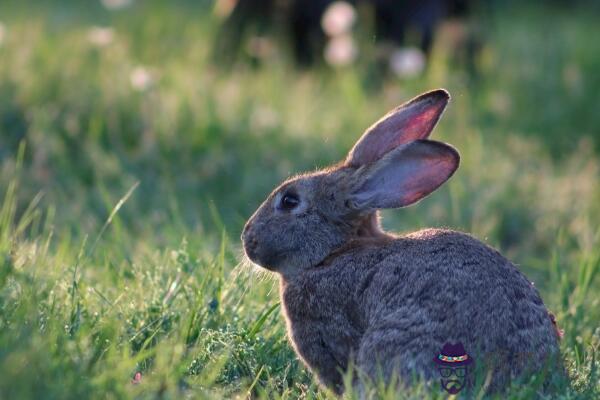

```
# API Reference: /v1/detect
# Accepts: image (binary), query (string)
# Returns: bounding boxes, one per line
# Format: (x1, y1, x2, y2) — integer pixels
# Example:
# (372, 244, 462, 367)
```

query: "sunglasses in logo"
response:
(438, 366, 466, 377)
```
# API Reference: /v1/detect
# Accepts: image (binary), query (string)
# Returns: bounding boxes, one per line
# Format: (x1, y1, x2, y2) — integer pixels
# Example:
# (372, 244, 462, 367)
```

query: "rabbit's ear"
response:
(346, 89, 450, 167)
(347, 140, 459, 210)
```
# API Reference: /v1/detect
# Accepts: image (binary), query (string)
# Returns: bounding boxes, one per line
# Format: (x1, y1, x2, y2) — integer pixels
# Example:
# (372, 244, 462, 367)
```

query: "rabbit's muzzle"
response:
(241, 220, 283, 271)
(241, 222, 259, 260)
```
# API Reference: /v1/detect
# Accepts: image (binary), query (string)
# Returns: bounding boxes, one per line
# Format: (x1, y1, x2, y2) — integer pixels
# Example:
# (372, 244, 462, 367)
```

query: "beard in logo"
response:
(441, 376, 465, 394)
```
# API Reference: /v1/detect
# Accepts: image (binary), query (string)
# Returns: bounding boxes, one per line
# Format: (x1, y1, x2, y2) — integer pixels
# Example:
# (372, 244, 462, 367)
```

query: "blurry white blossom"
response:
(324, 35, 357, 67)
(389, 47, 426, 78)
(87, 27, 114, 47)
(214, 0, 237, 18)
(0, 22, 6, 46)
(130, 66, 154, 91)
(101, 0, 134, 10)
(321, 1, 356, 37)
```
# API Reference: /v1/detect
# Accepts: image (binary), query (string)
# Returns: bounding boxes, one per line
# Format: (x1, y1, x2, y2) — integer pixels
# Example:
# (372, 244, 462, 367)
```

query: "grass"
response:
(0, 0, 599, 398)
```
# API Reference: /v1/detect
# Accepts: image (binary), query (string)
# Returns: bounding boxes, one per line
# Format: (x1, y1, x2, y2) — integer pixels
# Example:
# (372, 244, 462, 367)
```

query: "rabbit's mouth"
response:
(243, 240, 298, 272)
(260, 250, 299, 272)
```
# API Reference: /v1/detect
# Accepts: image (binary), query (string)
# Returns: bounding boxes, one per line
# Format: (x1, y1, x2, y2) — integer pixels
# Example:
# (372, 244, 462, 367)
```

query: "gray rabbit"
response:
(242, 89, 562, 395)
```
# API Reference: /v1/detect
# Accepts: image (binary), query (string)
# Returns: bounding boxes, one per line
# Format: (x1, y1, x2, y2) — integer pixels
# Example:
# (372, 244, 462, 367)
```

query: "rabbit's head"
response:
(242, 89, 459, 277)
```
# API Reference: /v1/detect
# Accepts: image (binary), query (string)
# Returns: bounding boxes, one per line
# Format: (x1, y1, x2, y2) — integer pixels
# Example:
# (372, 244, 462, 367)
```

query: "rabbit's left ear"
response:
(346, 89, 450, 167)
(347, 140, 459, 210)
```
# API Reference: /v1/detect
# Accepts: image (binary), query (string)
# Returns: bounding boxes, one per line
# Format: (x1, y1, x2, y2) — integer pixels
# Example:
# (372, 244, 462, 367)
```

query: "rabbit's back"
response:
(360, 228, 550, 327)
(353, 228, 560, 386)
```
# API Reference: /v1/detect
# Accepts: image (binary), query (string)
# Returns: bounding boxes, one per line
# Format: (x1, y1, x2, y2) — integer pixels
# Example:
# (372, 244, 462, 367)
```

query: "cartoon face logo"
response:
(433, 342, 473, 394)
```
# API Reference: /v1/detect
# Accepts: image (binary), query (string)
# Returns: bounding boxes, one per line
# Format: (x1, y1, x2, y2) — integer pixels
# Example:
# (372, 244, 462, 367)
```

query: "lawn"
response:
(0, 1, 599, 398)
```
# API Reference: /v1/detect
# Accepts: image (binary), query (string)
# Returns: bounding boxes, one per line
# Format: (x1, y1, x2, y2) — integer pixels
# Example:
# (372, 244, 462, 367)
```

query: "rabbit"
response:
(241, 89, 562, 395)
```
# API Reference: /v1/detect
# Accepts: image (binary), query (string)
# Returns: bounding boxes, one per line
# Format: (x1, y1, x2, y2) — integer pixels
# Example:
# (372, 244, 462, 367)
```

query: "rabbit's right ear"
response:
(346, 140, 459, 211)
(346, 89, 450, 167)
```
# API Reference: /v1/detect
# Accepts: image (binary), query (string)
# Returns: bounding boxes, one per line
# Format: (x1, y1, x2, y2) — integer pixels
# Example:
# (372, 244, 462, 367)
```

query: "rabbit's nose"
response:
(241, 222, 258, 253)
(241, 221, 252, 242)
(243, 235, 260, 261)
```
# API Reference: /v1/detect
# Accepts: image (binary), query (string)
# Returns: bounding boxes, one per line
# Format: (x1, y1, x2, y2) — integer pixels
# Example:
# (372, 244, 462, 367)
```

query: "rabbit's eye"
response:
(279, 192, 300, 211)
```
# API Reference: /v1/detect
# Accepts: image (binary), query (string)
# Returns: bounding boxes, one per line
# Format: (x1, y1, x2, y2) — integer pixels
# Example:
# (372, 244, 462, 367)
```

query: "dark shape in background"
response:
(212, 0, 476, 74)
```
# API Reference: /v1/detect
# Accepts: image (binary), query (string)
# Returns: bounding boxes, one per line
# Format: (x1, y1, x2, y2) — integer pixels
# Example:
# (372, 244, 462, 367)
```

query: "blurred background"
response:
(0, 0, 599, 398)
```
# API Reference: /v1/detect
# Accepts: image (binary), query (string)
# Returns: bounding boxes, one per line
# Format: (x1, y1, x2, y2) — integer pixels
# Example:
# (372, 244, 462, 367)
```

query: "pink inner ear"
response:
(346, 90, 449, 167)
(349, 140, 460, 210)
(401, 106, 442, 141)
(397, 156, 455, 206)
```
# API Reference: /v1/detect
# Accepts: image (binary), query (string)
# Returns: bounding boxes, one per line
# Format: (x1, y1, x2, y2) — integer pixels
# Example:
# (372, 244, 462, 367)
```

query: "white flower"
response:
(87, 27, 114, 47)
(0, 22, 6, 46)
(321, 1, 357, 37)
(324, 34, 358, 67)
(130, 66, 154, 91)
(389, 47, 426, 78)
(101, 0, 134, 10)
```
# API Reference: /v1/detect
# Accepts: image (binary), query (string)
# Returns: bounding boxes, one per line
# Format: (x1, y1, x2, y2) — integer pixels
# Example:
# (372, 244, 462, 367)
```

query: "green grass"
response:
(0, 1, 599, 398)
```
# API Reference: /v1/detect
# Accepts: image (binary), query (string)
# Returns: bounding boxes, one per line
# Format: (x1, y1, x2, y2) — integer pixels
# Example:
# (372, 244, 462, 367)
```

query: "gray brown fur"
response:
(242, 89, 561, 395)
